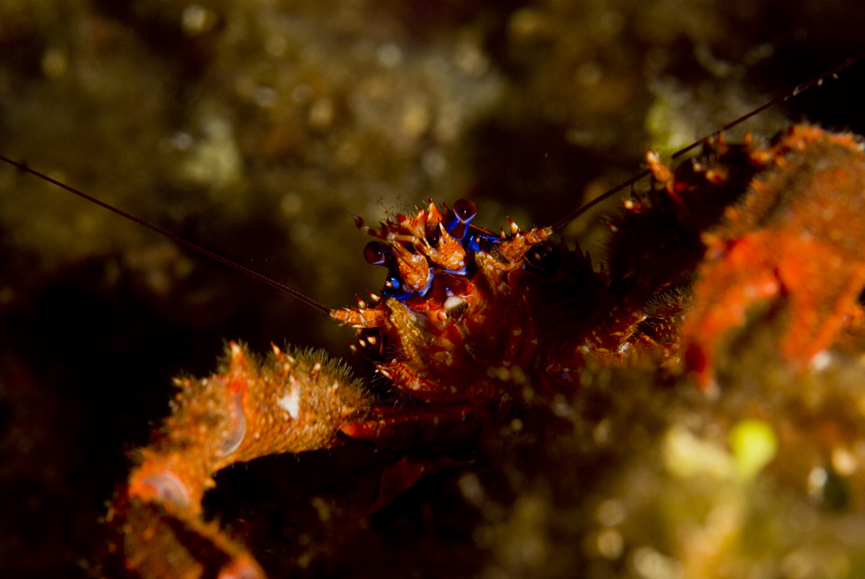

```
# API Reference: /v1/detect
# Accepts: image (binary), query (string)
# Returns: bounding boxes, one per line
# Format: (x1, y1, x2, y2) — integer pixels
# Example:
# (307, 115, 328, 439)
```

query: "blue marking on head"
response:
(367, 199, 518, 302)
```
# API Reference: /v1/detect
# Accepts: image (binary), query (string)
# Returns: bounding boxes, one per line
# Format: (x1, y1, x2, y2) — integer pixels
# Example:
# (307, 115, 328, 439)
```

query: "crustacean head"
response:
(330, 199, 553, 402)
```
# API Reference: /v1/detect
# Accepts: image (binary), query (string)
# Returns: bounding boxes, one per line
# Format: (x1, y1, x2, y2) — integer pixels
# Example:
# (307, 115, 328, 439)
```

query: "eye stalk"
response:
(445, 198, 477, 240)
(425, 221, 441, 247)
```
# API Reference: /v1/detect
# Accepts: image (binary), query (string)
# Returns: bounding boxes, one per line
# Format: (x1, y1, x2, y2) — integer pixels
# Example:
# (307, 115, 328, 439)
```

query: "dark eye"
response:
(446, 198, 478, 240)
(454, 198, 476, 221)
(364, 242, 388, 266)
(426, 223, 441, 247)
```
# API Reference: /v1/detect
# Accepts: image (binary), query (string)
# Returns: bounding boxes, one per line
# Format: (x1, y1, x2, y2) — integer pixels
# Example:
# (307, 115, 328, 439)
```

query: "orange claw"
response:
(681, 126, 865, 389)
(103, 126, 865, 577)
(112, 342, 371, 579)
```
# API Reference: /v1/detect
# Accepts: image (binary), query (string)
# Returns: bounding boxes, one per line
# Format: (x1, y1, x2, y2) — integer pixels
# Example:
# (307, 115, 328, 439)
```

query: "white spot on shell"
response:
(141, 471, 190, 509)
(218, 390, 246, 456)
(277, 388, 301, 420)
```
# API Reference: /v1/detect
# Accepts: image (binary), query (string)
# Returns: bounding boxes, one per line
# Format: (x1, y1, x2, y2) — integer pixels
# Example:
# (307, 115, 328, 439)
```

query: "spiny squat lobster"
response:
(103, 123, 865, 578)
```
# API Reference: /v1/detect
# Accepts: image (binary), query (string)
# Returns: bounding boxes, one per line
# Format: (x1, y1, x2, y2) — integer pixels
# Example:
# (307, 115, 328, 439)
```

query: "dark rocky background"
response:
(2, 1, 865, 577)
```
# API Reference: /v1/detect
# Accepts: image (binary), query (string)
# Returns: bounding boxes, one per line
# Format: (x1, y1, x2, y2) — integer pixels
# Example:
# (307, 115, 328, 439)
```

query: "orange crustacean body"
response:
(0, 113, 846, 577)
(8, 4, 865, 576)
(331, 199, 552, 407)
(103, 124, 865, 578)
(110, 343, 370, 579)
(108, 192, 670, 576)
(679, 126, 865, 390)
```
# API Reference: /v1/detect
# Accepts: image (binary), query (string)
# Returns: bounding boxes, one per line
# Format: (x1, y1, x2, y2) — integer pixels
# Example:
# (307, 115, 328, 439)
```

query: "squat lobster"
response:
(104, 124, 865, 578)
(679, 126, 865, 390)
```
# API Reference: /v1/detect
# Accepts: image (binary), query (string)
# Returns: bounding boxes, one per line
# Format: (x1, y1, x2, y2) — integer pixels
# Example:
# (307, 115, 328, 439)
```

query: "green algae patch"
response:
(729, 419, 778, 482)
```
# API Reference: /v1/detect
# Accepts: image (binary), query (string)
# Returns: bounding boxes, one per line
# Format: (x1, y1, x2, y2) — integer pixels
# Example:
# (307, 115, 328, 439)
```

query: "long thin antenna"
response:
(0, 154, 332, 316)
(5, 52, 865, 302)
(549, 50, 865, 233)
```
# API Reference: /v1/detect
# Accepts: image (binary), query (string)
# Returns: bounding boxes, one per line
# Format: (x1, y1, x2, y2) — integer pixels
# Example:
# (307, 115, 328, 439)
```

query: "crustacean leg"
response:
(109, 342, 370, 579)
(680, 126, 865, 389)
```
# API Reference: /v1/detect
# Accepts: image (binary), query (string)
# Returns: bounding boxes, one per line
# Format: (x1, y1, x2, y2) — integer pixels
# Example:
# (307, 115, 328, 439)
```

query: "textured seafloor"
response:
(2, 1, 865, 578)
